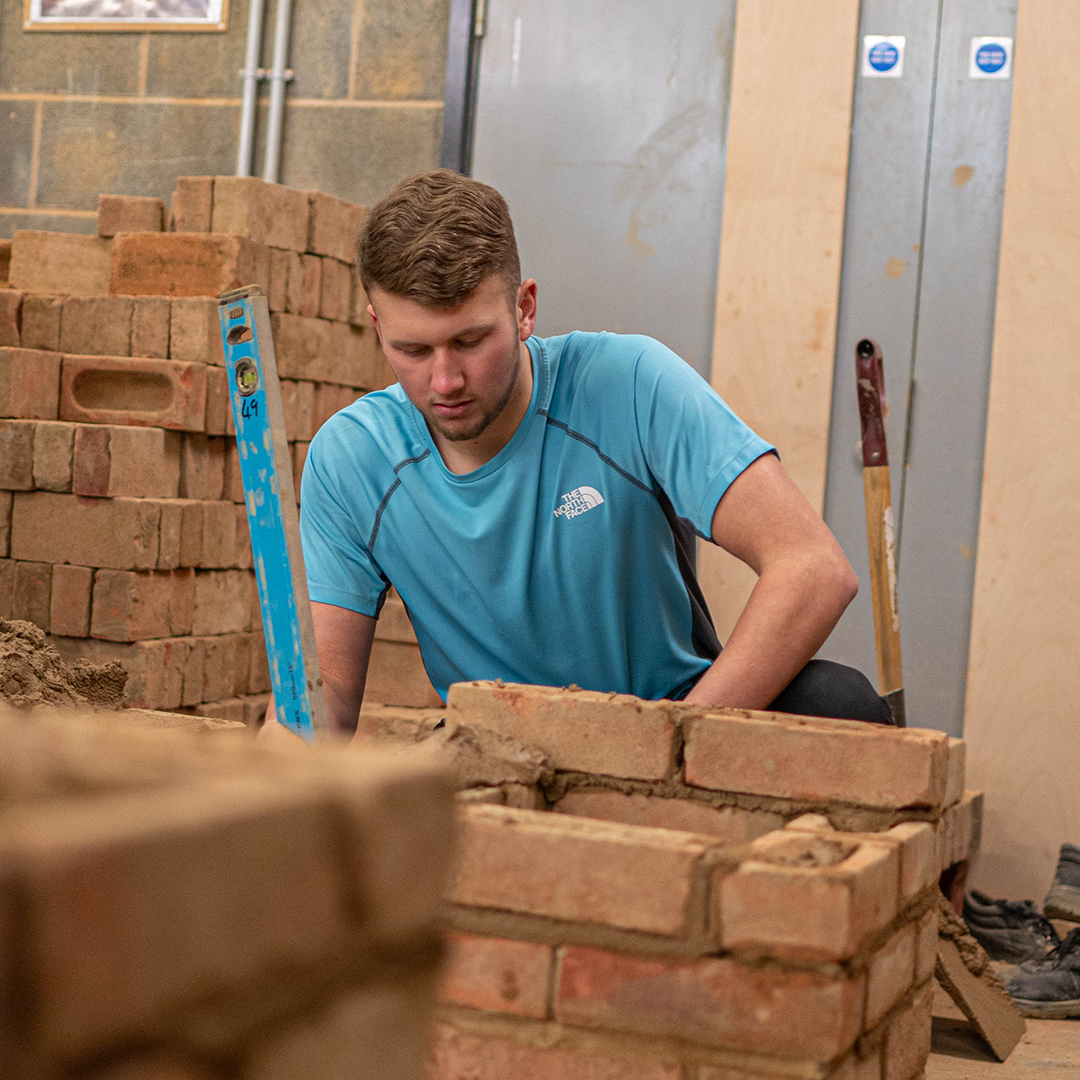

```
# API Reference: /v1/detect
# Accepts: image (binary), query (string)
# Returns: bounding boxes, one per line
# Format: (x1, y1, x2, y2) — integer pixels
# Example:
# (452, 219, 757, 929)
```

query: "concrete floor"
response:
(928, 984, 1079, 1079)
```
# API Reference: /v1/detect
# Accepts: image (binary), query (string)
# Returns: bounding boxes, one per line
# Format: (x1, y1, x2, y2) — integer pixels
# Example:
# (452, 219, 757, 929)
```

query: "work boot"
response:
(962, 890, 1060, 963)
(1004, 926, 1080, 1018)
(1044, 842, 1080, 922)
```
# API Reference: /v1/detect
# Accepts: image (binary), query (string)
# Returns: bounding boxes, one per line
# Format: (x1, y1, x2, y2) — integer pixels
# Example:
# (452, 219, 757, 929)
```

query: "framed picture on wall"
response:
(24, 0, 227, 31)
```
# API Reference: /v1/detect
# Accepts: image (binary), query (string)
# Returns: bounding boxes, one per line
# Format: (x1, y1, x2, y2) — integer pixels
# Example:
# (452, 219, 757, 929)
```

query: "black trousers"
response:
(767, 658, 894, 725)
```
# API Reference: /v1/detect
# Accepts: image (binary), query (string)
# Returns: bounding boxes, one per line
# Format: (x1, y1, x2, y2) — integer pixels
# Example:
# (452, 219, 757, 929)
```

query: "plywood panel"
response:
(699, 0, 860, 640)
(965, 1, 1080, 899)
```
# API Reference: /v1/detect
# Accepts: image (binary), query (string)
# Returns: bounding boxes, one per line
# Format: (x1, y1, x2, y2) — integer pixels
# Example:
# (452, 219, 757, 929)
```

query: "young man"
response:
(280, 169, 890, 738)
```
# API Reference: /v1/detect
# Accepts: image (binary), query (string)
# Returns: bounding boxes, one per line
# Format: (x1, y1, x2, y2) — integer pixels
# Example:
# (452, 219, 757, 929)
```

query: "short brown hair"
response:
(357, 169, 521, 308)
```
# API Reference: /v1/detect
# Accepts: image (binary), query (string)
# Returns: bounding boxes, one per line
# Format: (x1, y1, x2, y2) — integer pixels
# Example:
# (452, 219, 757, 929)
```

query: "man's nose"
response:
(430, 349, 466, 395)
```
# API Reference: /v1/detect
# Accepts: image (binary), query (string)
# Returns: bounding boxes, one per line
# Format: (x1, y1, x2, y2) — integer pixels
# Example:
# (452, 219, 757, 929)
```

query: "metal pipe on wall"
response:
(261, 0, 295, 183)
(236, 0, 267, 177)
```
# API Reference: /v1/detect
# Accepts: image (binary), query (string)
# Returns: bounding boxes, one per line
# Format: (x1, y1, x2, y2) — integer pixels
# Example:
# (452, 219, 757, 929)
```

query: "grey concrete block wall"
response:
(0, 0, 449, 239)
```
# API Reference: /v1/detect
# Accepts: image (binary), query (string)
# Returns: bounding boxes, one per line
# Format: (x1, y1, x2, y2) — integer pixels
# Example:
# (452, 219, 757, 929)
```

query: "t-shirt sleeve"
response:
(299, 428, 389, 618)
(632, 338, 775, 539)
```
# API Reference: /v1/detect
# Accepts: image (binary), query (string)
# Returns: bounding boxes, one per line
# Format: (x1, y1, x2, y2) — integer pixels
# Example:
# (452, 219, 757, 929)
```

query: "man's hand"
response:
(684, 453, 857, 711)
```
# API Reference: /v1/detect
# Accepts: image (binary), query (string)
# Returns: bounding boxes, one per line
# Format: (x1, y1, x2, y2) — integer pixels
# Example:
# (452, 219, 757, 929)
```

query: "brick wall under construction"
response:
(0, 176, 442, 720)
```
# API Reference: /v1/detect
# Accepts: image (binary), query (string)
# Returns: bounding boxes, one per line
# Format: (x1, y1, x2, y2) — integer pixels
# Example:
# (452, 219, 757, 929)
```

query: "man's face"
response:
(369, 274, 537, 450)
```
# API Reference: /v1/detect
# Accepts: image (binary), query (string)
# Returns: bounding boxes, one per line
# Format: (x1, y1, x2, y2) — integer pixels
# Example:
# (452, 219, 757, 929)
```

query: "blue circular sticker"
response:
(868, 41, 900, 72)
(976, 43, 1007, 73)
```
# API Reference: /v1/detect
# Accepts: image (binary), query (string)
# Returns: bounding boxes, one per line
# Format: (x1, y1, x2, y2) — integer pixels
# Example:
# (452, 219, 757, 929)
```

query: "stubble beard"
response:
(430, 344, 522, 443)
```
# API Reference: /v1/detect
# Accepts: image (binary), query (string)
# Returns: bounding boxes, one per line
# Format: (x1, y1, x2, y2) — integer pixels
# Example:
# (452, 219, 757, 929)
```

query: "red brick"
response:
(298, 254, 322, 317)
(233, 632, 253, 695)
(0, 289, 21, 346)
(313, 382, 358, 430)
(283, 248, 304, 313)
(0, 557, 13, 615)
(913, 908, 938, 986)
(320, 257, 352, 322)
(270, 312, 382, 387)
(11, 492, 160, 569)
(171, 176, 213, 232)
(61, 354, 207, 432)
(200, 499, 238, 568)
(72, 425, 181, 498)
(201, 633, 238, 701)
(0, 491, 11, 557)
(267, 247, 291, 312)
(249, 631, 270, 693)
(447, 682, 676, 781)
(223, 439, 245, 502)
(20, 295, 62, 351)
(307, 190, 367, 263)
(50, 563, 93, 637)
(866, 924, 917, 1029)
(211, 176, 309, 251)
(364, 639, 442, 708)
(8, 230, 112, 296)
(554, 789, 783, 842)
(157, 500, 183, 570)
(91, 568, 195, 641)
(192, 569, 251, 635)
(279, 379, 315, 442)
(349, 265, 375, 328)
(109, 233, 264, 297)
(945, 737, 965, 808)
(179, 433, 210, 500)
(170, 296, 225, 365)
(59, 296, 133, 356)
(206, 436, 226, 500)
(439, 934, 553, 1019)
(51, 634, 184, 709)
(717, 831, 899, 961)
(204, 366, 235, 437)
(0, 420, 35, 489)
(13, 559, 51, 629)
(177, 636, 203, 705)
(887, 821, 938, 901)
(0, 238, 10, 283)
(97, 195, 165, 238)
(683, 711, 950, 810)
(555, 945, 865, 1060)
(0, 347, 62, 420)
(429, 1023, 680, 1080)
(882, 982, 932, 1080)
(292, 440, 309, 503)
(243, 692, 271, 726)
(131, 296, 171, 359)
(450, 804, 715, 935)
(938, 790, 983, 871)
(235, 503, 253, 569)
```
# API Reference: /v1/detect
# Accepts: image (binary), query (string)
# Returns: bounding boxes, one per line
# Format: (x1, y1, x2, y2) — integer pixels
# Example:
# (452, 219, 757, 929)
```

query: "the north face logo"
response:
(554, 486, 605, 519)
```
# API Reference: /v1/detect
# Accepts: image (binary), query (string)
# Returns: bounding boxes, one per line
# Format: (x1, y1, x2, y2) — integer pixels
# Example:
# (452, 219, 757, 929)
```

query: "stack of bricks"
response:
(0, 704, 455, 1080)
(0, 176, 440, 722)
(424, 681, 981, 1080)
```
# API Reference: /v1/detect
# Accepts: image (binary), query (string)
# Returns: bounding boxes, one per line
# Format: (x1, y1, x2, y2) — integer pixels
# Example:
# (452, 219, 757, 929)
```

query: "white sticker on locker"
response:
(862, 36, 905, 79)
(969, 37, 1013, 80)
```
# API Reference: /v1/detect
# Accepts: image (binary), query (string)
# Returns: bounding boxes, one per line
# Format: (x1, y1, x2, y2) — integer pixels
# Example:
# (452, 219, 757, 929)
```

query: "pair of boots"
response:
(963, 842, 1080, 1018)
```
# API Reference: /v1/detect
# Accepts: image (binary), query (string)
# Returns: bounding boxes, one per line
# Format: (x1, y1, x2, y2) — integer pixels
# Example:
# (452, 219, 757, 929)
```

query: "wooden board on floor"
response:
(964, 0, 1080, 899)
(698, 0, 860, 639)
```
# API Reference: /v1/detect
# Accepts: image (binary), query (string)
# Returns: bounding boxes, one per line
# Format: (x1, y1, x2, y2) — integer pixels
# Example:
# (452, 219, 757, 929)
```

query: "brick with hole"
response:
(171, 176, 213, 232)
(0, 347, 62, 420)
(60, 355, 207, 432)
(211, 176, 310, 251)
(110, 233, 264, 298)
(97, 195, 165, 238)
(50, 564, 94, 638)
(0, 289, 21, 347)
(72, 425, 181, 499)
(19, 295, 62, 352)
(131, 297, 171, 359)
(8, 231, 112, 296)
(91, 568, 195, 641)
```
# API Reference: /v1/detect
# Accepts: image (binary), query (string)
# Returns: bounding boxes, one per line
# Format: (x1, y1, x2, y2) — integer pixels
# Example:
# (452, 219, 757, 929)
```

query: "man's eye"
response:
(457, 338, 482, 349)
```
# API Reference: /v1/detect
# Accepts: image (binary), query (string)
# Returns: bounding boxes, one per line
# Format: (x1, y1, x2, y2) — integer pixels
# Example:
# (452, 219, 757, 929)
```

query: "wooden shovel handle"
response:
(856, 338, 888, 467)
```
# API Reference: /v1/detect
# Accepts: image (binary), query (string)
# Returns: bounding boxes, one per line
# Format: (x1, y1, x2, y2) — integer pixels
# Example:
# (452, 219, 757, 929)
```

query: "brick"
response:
(61, 354, 207, 432)
(192, 569, 251, 635)
(0, 420, 35, 489)
(373, 591, 417, 644)
(939, 790, 982, 871)
(320, 257, 352, 322)
(828, 1054, 883, 1080)
(313, 382, 358, 430)
(179, 433, 210, 500)
(235, 503, 253, 569)
(249, 632, 271, 693)
(554, 789, 784, 842)
(109, 233, 264, 297)
(131, 297, 170, 359)
(13, 781, 352, 1060)
(283, 248, 305, 313)
(51, 634, 184, 710)
(202, 633, 238, 702)
(243, 692, 271, 726)
(170, 296, 225, 365)
(200, 698, 246, 722)
(718, 831, 899, 961)
(450, 804, 716, 935)
(19, 295, 62, 351)
(268, 247, 291, 312)
(59, 296, 133, 356)
(0, 491, 10, 557)
(222, 438, 245, 503)
(882, 982, 932, 1080)
(913, 907, 938, 985)
(555, 945, 865, 1060)
(270, 312, 383, 387)
(171, 176, 213, 232)
(364, 639, 442, 708)
(429, 1024, 680, 1080)
(199, 499, 238, 568)
(0, 347, 62, 420)
(0, 238, 10, 283)
(180, 636, 204, 705)
(866, 924, 917, 1029)
(279, 379, 315, 442)
(307, 190, 367, 263)
(438, 933, 553, 1019)
(211, 176, 310, 251)
(13, 560, 51, 629)
(97, 194, 165, 238)
(945, 737, 965, 808)
(0, 289, 21, 346)
(8, 230, 112, 296)
(204, 366, 235, 437)
(0, 558, 13, 616)
(91, 568, 195, 641)
(292, 440, 309, 503)
(684, 711, 950, 810)
(72, 425, 181, 499)
(447, 682, 676, 781)
(233, 632, 253, 695)
(886, 821, 938, 901)
(50, 563, 93, 637)
(157, 501, 183, 570)
(298, 254, 322, 317)
(11, 492, 160, 569)
(206, 436, 226, 500)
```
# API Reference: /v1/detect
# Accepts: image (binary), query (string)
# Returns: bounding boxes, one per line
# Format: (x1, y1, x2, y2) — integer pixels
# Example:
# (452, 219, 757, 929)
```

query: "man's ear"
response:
(368, 305, 380, 338)
(517, 279, 538, 340)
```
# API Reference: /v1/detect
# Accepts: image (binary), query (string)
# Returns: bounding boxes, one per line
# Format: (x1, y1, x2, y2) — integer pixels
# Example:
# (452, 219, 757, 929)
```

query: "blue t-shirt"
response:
(300, 331, 773, 701)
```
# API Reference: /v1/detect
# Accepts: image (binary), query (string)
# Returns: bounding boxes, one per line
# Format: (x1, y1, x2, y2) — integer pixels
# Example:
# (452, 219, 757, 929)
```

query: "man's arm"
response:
(260, 601, 377, 740)
(682, 453, 858, 710)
